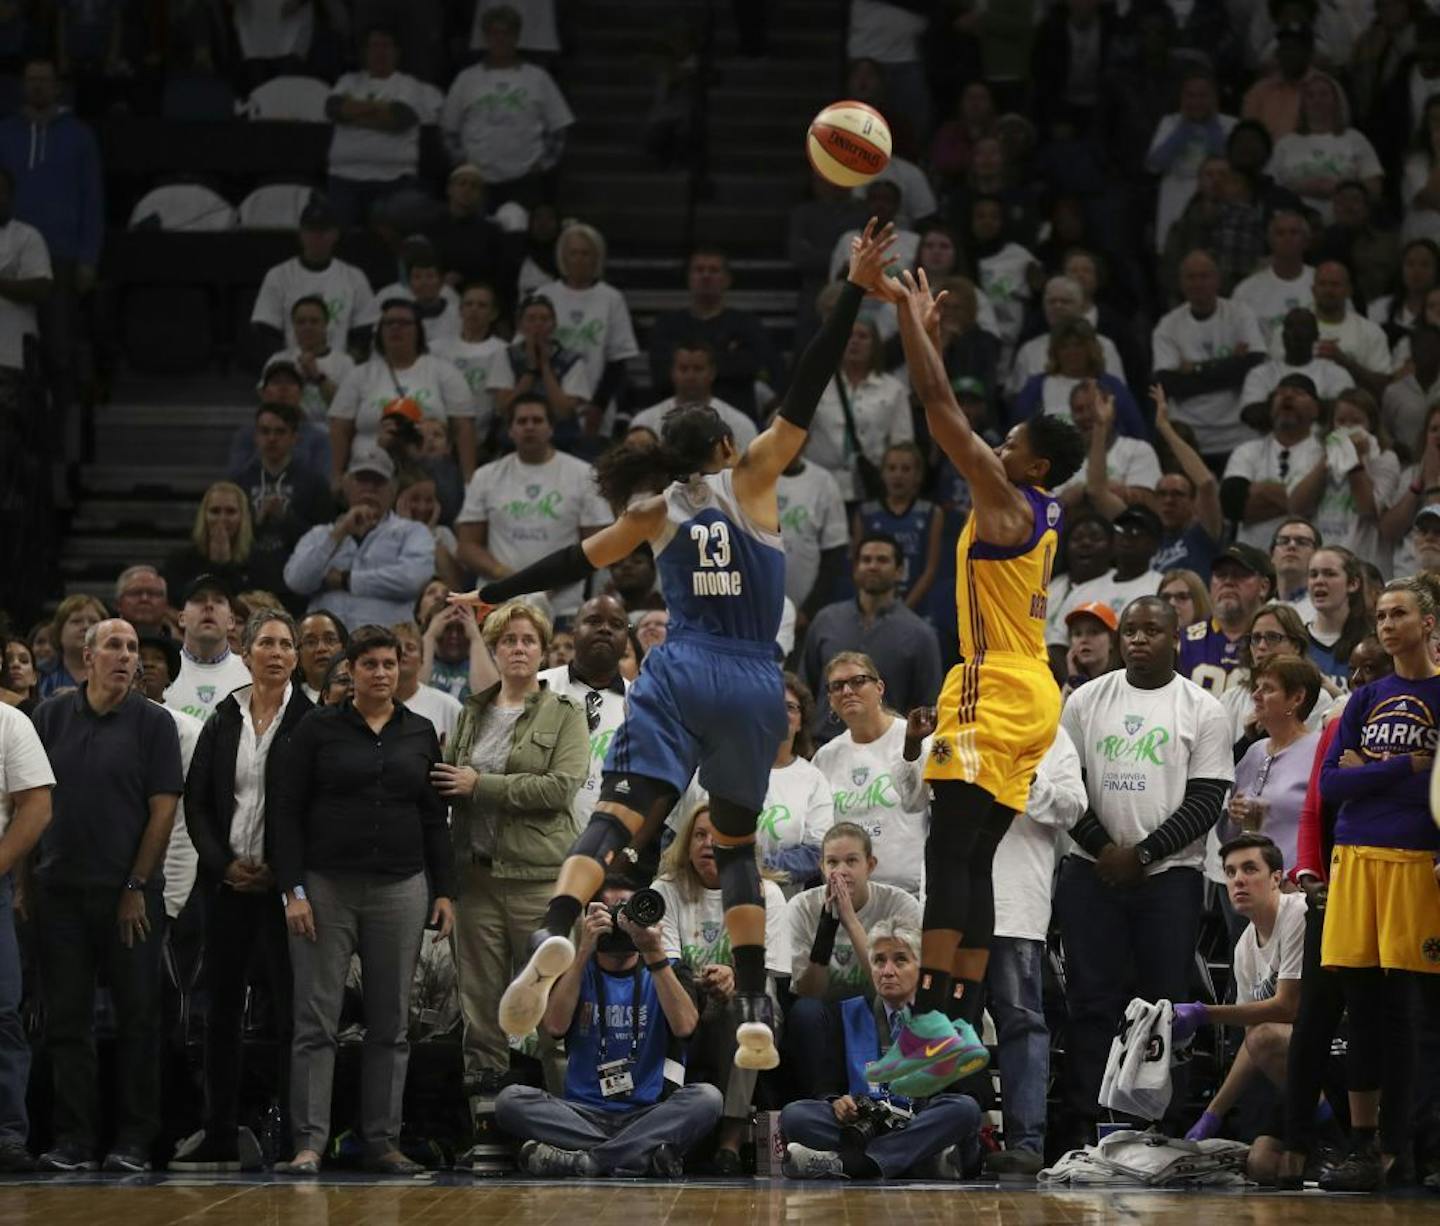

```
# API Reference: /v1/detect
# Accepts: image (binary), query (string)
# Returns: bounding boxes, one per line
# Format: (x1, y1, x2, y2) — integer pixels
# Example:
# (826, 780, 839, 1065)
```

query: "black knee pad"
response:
(597, 771, 677, 818)
(712, 841, 763, 910)
(709, 796, 760, 840)
(570, 811, 633, 870)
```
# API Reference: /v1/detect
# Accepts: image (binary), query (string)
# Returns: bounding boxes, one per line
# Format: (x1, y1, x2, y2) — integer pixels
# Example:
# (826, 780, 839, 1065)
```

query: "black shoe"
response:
(0, 1139, 33, 1172)
(1318, 1137, 1384, 1193)
(38, 1142, 98, 1173)
(103, 1147, 151, 1174)
(649, 1144, 684, 1179)
(168, 1132, 241, 1173)
(712, 1147, 743, 1177)
(985, 1148, 1044, 1179)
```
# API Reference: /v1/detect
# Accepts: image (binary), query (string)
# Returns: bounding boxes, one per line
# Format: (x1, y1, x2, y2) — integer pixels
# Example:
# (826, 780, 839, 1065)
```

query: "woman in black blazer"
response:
(175, 607, 312, 1172)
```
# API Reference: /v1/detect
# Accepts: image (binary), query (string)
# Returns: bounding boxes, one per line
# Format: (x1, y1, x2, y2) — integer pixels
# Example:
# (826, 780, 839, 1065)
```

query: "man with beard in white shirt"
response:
(455, 394, 613, 622)
(1307, 260, 1395, 400)
(1153, 249, 1268, 462)
(1225, 375, 1328, 550)
(1233, 209, 1315, 348)
(983, 727, 1087, 1178)
(1239, 309, 1353, 417)
(1056, 595, 1232, 1144)
(163, 577, 253, 725)
(251, 198, 378, 357)
(537, 594, 629, 828)
(809, 652, 930, 897)
(628, 342, 756, 450)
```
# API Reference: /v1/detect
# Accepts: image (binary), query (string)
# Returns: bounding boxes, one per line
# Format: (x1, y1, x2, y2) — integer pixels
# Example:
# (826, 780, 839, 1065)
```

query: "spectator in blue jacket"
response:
(0, 57, 102, 445)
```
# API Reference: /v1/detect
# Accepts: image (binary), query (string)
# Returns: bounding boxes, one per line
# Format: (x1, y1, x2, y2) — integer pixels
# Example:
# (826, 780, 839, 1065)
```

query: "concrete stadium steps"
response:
(89, 403, 253, 465)
(559, 0, 844, 259)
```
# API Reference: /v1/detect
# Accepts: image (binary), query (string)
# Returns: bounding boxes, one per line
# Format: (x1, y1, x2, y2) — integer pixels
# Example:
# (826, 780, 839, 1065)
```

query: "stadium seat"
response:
(243, 76, 333, 123)
(128, 183, 238, 232)
(237, 184, 319, 230)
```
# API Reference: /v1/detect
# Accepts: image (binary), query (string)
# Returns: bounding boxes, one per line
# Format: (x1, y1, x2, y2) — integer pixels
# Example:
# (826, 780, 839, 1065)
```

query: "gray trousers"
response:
(289, 870, 428, 1156)
(494, 1083, 724, 1175)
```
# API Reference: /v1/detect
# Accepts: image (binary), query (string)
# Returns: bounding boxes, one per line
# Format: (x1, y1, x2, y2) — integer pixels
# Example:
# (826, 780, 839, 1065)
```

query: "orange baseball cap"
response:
(1065, 601, 1119, 632)
(383, 396, 424, 424)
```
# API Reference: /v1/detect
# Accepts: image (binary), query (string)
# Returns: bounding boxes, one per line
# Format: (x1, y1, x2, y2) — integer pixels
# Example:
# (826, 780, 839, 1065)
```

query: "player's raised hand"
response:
(847, 217, 898, 296)
(446, 590, 494, 619)
(895, 268, 947, 350)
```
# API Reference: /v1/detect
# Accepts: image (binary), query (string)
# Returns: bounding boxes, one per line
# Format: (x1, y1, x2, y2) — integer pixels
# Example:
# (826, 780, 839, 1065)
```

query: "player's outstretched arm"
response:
(449, 496, 668, 608)
(888, 269, 1030, 544)
(734, 219, 895, 497)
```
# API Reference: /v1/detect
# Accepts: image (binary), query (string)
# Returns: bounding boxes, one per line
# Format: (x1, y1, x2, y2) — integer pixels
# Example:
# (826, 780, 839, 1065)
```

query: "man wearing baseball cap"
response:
(250, 194, 379, 358)
(1222, 374, 1326, 550)
(1179, 544, 1276, 693)
(283, 450, 436, 627)
(1406, 502, 1440, 574)
(163, 576, 253, 725)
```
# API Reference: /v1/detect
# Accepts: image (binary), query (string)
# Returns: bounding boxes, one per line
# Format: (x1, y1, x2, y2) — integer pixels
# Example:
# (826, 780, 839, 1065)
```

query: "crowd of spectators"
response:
(0, 0, 1439, 1195)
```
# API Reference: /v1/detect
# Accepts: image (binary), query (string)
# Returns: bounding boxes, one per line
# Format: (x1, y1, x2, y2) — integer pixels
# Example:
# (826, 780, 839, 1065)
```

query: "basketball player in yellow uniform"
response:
(862, 268, 1085, 1096)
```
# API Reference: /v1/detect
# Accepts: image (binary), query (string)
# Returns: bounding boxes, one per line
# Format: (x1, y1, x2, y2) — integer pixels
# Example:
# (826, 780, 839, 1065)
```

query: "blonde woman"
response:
(163, 481, 256, 605)
(432, 600, 588, 1098)
(538, 222, 640, 405)
(653, 800, 788, 1174)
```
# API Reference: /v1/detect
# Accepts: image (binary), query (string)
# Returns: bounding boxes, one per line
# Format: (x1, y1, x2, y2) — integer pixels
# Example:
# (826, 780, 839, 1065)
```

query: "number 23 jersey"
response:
(653, 469, 788, 647)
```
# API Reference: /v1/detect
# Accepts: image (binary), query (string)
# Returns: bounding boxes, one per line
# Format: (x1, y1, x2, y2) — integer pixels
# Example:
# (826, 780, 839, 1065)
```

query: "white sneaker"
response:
(782, 1142, 845, 1180)
(735, 1020, 780, 1070)
(498, 933, 575, 1038)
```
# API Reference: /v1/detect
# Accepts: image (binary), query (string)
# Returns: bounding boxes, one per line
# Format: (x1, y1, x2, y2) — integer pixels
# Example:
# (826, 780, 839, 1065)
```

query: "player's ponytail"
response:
(595, 406, 733, 510)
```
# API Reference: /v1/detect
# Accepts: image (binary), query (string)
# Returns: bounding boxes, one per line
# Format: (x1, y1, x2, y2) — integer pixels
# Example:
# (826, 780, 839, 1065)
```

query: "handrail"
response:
(683, 0, 719, 251)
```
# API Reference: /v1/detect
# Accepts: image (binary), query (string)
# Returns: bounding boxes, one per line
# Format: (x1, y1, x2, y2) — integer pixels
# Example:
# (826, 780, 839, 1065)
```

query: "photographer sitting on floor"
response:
(493, 878, 723, 1177)
(779, 920, 984, 1181)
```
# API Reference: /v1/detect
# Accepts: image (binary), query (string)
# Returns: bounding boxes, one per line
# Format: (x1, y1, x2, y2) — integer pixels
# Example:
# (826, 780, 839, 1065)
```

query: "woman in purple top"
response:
(1226, 655, 1323, 876)
(1315, 573, 1440, 1192)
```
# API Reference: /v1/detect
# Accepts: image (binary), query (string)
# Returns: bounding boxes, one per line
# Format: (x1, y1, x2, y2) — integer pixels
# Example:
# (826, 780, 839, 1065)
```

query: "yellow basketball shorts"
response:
(1320, 844, 1440, 974)
(925, 655, 1061, 812)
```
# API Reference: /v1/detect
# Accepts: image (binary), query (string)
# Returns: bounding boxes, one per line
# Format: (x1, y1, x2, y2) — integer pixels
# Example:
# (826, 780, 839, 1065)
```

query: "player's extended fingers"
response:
(898, 268, 919, 293)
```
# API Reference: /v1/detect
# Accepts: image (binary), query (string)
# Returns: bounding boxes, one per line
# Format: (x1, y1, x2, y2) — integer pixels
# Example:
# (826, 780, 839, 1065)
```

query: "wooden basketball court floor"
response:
(0, 1173, 1434, 1225)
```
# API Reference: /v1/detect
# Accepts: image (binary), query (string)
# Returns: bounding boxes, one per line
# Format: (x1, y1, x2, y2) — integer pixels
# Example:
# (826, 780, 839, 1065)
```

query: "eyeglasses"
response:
(1278, 448, 1291, 481)
(1273, 534, 1314, 548)
(826, 674, 877, 696)
(584, 689, 603, 733)
(300, 634, 342, 648)
(1244, 631, 1293, 647)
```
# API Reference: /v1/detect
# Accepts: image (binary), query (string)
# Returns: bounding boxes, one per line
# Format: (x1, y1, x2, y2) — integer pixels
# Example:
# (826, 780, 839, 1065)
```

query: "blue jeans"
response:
(0, 875, 28, 1144)
(780, 1093, 980, 1177)
(1054, 857, 1202, 1132)
(986, 936, 1048, 1154)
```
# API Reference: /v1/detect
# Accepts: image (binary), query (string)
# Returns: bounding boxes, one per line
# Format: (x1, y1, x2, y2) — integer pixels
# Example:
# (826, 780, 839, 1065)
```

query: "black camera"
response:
(839, 1096, 902, 1152)
(596, 887, 667, 954)
(607, 886, 666, 930)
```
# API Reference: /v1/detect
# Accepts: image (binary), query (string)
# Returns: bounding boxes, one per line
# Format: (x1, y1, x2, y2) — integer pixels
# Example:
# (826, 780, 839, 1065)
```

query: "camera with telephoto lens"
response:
(607, 886, 666, 930)
(840, 1096, 902, 1151)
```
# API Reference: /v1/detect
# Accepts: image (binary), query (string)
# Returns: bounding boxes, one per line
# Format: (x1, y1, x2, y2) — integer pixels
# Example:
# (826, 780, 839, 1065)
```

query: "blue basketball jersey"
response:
(653, 469, 788, 646)
(856, 497, 934, 595)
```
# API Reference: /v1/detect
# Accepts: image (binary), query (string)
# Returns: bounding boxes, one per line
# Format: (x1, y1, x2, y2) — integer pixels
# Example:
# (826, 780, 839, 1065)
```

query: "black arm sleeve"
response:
(479, 542, 596, 604)
(1137, 777, 1230, 862)
(1071, 810, 1113, 858)
(778, 280, 865, 431)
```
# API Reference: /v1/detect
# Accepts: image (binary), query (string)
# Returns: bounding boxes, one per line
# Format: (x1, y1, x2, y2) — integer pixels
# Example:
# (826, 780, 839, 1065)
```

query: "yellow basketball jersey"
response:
(954, 486, 1061, 665)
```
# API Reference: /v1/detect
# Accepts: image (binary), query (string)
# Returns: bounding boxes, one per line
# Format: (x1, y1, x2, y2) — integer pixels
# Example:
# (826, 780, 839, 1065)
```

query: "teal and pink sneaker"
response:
(889, 1018, 990, 1097)
(865, 1009, 961, 1086)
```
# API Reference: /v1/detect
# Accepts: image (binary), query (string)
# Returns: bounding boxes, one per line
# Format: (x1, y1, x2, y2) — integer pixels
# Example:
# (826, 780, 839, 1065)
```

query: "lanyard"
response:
(595, 964, 644, 1068)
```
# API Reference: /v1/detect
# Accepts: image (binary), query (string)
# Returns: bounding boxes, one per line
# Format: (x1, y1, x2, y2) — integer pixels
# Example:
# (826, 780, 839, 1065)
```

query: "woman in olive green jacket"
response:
(432, 600, 588, 1091)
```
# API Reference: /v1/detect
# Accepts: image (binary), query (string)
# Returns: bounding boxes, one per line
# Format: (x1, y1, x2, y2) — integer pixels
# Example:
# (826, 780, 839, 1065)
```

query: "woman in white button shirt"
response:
(175, 608, 313, 1172)
(803, 318, 912, 504)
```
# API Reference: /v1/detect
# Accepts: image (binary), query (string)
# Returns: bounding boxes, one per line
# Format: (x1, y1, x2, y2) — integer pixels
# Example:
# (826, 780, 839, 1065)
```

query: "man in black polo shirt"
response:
(30, 617, 183, 1173)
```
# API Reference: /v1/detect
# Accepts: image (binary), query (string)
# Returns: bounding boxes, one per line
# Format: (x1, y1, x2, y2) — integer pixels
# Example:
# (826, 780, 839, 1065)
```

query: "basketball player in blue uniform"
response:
(452, 222, 898, 1070)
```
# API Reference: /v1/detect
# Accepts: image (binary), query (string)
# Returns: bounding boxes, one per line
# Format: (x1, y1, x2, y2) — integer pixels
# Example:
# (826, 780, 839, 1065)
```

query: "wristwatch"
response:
(123, 876, 146, 892)
(282, 885, 308, 906)
(1135, 846, 1156, 868)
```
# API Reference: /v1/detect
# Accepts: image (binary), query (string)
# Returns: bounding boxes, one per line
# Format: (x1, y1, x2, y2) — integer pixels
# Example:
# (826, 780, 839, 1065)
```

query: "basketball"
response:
(806, 100, 892, 188)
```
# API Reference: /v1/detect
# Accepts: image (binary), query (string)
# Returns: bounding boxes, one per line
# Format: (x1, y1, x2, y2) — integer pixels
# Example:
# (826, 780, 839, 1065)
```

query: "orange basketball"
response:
(806, 100, 893, 188)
